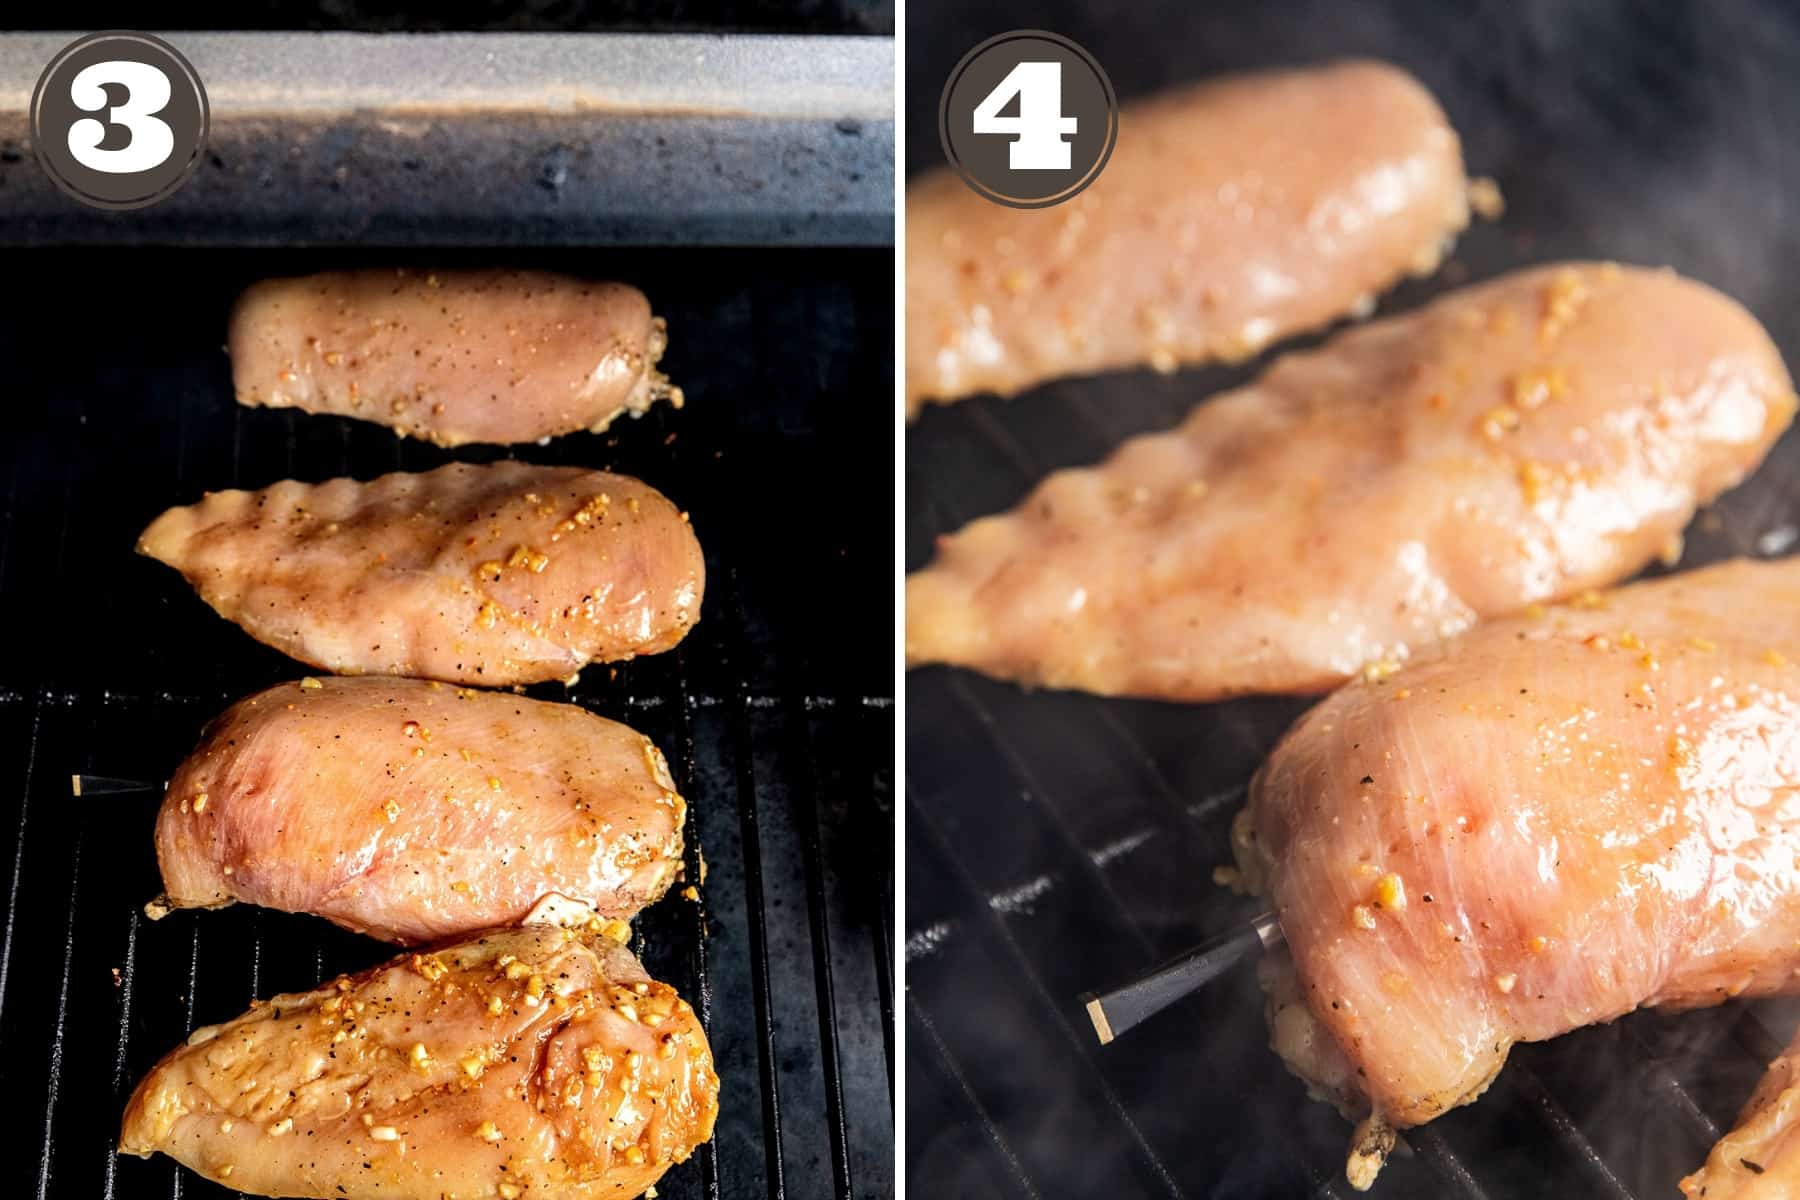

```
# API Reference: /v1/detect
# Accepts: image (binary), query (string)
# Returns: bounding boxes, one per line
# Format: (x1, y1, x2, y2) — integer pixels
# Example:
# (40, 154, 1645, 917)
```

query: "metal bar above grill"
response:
(0, 32, 894, 246)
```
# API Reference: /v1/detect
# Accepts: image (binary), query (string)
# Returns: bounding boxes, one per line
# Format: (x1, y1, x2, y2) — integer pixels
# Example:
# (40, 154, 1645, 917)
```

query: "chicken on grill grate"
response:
(120, 925, 719, 1200)
(231, 269, 683, 447)
(908, 263, 1794, 701)
(1236, 557, 1800, 1188)
(139, 460, 705, 686)
(152, 676, 686, 945)
(905, 61, 1473, 415)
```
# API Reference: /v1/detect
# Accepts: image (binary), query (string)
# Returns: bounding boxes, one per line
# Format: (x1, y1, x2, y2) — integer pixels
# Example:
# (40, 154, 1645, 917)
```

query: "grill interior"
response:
(0, 244, 893, 1200)
(906, 0, 1800, 1195)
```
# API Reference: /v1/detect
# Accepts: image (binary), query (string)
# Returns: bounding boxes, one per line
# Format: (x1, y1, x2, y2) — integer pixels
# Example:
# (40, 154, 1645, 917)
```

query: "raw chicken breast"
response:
(231, 269, 682, 446)
(119, 926, 718, 1199)
(908, 263, 1794, 700)
(139, 461, 704, 685)
(906, 60, 1472, 414)
(1683, 1026, 1800, 1198)
(1237, 558, 1800, 1185)
(155, 677, 684, 945)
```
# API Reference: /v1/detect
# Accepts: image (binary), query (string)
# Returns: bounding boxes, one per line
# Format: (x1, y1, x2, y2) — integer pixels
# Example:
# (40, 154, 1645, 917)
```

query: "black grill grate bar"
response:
(171, 919, 203, 1200)
(1638, 1056, 1722, 1144)
(0, 696, 45, 1022)
(872, 866, 897, 1097)
(791, 698, 855, 1197)
(34, 825, 86, 1200)
(1503, 1065, 1635, 1200)
(1731, 1005, 1789, 1065)
(944, 676, 1158, 958)
(0, 688, 881, 712)
(1406, 1126, 1491, 1200)
(669, 658, 725, 1200)
(102, 909, 142, 1200)
(723, 563, 788, 1200)
(907, 990, 1045, 1200)
(907, 783, 1190, 1199)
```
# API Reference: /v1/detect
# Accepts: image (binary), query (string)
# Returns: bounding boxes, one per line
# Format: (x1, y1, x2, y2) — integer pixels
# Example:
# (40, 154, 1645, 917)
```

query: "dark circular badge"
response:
(30, 32, 209, 211)
(938, 30, 1118, 209)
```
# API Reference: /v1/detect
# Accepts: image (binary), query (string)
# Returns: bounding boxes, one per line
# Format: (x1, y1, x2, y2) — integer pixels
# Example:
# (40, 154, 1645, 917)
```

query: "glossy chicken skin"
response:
(231, 269, 682, 446)
(139, 461, 704, 686)
(906, 61, 1471, 414)
(908, 264, 1794, 700)
(155, 677, 684, 944)
(1238, 559, 1800, 1173)
(1683, 1026, 1800, 1198)
(120, 927, 719, 1199)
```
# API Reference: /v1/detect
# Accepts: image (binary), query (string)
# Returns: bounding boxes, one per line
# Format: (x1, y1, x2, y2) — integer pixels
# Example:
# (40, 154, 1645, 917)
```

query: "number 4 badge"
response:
(939, 31, 1118, 209)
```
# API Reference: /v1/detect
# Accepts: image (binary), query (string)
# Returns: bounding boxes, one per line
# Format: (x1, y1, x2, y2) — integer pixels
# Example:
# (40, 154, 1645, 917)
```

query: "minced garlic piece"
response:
(1495, 973, 1517, 994)
(1373, 873, 1406, 911)
(1478, 405, 1520, 440)
(1468, 176, 1505, 221)
(299, 677, 324, 691)
(1510, 367, 1565, 410)
(1350, 904, 1377, 931)
(1361, 658, 1401, 684)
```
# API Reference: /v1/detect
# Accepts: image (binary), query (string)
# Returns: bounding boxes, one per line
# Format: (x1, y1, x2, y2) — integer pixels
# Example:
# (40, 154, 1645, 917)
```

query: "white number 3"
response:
(66, 60, 175, 175)
(971, 61, 1078, 171)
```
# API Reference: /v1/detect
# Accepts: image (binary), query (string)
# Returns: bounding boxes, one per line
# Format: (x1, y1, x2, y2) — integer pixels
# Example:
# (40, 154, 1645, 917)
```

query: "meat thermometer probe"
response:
(1081, 910, 1282, 1044)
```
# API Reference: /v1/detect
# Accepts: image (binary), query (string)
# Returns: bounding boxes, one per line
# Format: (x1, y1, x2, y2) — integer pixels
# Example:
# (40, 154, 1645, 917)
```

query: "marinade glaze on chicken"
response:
(139, 461, 704, 686)
(120, 927, 718, 1199)
(154, 677, 685, 944)
(1236, 559, 1800, 1186)
(906, 61, 1473, 414)
(908, 264, 1794, 700)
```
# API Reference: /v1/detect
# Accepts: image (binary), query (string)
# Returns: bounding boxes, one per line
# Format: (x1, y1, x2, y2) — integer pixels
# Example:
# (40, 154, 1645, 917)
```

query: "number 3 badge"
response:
(938, 30, 1117, 209)
(31, 32, 209, 211)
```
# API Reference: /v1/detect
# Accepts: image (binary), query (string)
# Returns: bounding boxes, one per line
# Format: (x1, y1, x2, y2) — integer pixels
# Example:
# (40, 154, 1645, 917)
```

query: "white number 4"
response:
(972, 61, 1077, 171)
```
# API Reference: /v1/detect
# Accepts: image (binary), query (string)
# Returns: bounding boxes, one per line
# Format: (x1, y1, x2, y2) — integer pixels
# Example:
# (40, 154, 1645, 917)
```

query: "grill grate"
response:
(0, 244, 892, 1200)
(906, 0, 1800, 1193)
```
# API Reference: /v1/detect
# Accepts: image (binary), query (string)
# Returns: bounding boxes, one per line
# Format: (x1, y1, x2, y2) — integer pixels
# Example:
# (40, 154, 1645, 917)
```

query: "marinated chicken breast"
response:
(120, 926, 719, 1199)
(906, 60, 1472, 414)
(138, 461, 704, 685)
(1235, 558, 1800, 1187)
(908, 263, 1794, 700)
(231, 269, 682, 446)
(154, 677, 684, 944)
(1683, 1026, 1800, 1198)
